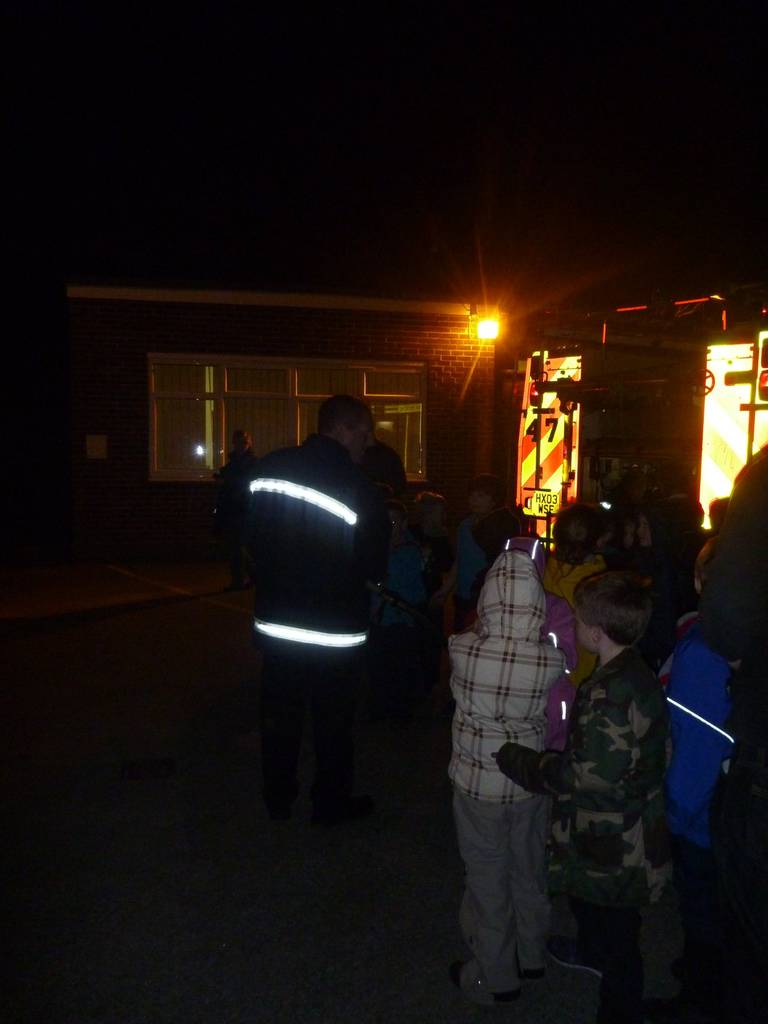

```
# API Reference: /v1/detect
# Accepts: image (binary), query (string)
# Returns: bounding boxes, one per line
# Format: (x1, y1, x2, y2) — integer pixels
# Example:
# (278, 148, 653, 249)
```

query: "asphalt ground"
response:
(2, 562, 682, 1024)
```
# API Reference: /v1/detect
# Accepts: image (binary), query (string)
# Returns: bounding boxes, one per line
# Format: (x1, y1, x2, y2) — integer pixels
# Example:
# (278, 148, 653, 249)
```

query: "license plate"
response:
(527, 489, 561, 516)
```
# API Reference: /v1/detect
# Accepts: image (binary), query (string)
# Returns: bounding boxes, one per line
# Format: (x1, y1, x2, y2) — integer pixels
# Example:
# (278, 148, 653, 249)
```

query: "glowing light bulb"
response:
(477, 318, 500, 341)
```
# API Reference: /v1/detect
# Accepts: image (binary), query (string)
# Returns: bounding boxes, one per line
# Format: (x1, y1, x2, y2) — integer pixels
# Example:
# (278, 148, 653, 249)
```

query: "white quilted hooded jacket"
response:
(448, 549, 566, 802)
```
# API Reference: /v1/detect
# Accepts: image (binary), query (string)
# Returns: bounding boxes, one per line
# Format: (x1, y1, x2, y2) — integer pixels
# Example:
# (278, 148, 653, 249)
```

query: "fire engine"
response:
(511, 290, 768, 536)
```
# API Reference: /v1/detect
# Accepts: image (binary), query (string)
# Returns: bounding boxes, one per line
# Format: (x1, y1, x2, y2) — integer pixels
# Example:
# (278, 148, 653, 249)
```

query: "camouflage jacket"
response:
(501, 646, 671, 906)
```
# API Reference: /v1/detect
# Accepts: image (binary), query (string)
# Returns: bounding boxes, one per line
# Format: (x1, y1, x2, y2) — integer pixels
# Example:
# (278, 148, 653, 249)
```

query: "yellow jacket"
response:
(543, 555, 606, 685)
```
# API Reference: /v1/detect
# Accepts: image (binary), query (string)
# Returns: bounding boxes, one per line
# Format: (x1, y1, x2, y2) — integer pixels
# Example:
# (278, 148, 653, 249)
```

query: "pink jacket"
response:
(506, 538, 578, 750)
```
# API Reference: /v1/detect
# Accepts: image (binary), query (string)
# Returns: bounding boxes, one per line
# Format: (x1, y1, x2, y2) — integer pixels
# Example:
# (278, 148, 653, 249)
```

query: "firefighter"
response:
(247, 394, 390, 824)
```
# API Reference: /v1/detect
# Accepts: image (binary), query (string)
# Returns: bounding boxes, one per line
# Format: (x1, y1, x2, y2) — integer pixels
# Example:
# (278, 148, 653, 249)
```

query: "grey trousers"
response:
(453, 787, 551, 991)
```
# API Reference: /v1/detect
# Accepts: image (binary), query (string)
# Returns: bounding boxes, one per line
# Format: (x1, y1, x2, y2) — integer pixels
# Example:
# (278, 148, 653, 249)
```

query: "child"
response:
(410, 492, 453, 691)
(368, 500, 426, 721)
(506, 536, 578, 751)
(448, 548, 566, 1006)
(468, 506, 521, 611)
(544, 503, 607, 686)
(645, 539, 732, 1023)
(433, 473, 503, 631)
(472, 518, 578, 750)
(496, 571, 671, 1024)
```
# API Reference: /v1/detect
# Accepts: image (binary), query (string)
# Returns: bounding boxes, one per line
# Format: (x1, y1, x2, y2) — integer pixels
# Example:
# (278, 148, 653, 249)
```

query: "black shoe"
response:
(311, 794, 374, 826)
(516, 950, 545, 980)
(521, 967, 545, 980)
(449, 961, 521, 1006)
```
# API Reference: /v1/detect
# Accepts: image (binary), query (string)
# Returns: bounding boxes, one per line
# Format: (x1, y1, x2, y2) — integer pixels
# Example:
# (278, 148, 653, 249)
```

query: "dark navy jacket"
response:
(247, 434, 390, 638)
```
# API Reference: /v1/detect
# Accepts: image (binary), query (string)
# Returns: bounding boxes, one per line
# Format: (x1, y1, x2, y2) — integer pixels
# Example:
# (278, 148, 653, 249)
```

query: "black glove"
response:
(495, 742, 548, 793)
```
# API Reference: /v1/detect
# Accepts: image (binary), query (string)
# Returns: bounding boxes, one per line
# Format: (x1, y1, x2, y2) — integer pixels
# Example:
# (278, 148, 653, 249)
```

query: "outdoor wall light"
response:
(477, 317, 500, 341)
(468, 304, 501, 341)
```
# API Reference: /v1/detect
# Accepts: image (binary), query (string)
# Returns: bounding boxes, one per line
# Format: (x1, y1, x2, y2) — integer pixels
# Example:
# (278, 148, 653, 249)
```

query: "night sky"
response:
(61, 4, 767, 306)
(6, 4, 767, 551)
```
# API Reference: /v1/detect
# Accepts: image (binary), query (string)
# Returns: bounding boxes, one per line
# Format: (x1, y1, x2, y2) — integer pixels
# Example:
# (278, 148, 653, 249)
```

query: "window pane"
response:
(296, 367, 359, 397)
(365, 370, 421, 397)
(224, 398, 294, 456)
(153, 363, 213, 393)
(155, 398, 215, 471)
(226, 366, 289, 394)
(370, 401, 424, 478)
(298, 400, 323, 441)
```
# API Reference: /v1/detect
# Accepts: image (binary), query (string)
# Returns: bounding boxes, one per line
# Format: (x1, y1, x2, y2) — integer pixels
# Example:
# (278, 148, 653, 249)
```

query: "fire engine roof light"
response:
(254, 619, 368, 647)
(250, 477, 358, 525)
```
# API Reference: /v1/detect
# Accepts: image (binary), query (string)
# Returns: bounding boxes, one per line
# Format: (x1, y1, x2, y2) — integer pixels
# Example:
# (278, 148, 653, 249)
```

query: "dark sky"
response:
(5, 3, 766, 547)
(56, 4, 767, 309)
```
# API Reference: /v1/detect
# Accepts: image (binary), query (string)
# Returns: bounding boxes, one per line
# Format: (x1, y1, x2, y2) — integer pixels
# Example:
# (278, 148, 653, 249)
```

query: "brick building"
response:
(68, 285, 499, 559)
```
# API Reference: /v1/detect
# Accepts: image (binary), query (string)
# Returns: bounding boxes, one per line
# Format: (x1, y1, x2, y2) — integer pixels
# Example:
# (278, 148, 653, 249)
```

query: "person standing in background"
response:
(214, 429, 258, 590)
(698, 447, 768, 1024)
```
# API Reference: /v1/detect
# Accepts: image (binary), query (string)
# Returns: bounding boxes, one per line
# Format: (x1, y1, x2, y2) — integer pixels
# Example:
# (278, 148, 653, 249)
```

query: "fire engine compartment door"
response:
(699, 336, 768, 527)
(516, 351, 581, 533)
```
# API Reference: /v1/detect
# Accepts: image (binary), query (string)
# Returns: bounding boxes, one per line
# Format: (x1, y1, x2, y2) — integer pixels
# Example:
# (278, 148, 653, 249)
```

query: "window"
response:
(148, 355, 426, 481)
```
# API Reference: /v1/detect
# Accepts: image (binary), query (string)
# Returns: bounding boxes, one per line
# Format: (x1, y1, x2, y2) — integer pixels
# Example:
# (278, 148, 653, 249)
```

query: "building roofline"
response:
(66, 284, 469, 318)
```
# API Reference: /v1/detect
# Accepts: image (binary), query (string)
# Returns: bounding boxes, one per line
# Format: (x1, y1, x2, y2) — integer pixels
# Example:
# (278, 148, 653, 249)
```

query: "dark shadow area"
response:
(0, 588, 238, 639)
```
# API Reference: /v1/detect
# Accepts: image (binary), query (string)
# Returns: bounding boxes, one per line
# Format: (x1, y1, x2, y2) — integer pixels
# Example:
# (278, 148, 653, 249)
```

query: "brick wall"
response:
(69, 294, 498, 559)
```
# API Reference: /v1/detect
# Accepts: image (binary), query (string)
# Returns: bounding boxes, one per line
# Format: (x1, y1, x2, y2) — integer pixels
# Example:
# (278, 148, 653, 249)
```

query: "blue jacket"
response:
(665, 621, 732, 848)
(456, 516, 487, 600)
(376, 539, 426, 627)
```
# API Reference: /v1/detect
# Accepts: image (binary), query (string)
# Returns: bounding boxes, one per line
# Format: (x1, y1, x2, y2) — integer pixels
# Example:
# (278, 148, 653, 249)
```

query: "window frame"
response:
(148, 352, 427, 482)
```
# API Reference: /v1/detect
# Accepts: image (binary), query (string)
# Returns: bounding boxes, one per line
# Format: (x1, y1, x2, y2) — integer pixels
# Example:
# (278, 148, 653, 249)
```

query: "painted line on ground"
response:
(106, 564, 252, 616)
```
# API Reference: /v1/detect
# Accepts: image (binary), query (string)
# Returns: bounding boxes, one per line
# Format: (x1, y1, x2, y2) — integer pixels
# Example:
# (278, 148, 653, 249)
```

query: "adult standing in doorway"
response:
(214, 429, 258, 590)
(246, 395, 390, 825)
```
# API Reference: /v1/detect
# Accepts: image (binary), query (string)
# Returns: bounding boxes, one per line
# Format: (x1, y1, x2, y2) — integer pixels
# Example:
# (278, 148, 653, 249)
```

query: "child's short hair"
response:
(553, 503, 604, 564)
(574, 571, 652, 646)
(472, 507, 521, 562)
(385, 498, 408, 523)
(468, 473, 504, 505)
(415, 490, 446, 507)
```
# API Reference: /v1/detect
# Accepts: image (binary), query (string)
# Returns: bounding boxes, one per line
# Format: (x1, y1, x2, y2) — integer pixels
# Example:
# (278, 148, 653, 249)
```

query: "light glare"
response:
(477, 318, 500, 341)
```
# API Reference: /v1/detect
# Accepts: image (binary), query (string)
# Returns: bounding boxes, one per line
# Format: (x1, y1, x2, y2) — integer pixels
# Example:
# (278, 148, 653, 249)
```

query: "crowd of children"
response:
(366, 469, 736, 1022)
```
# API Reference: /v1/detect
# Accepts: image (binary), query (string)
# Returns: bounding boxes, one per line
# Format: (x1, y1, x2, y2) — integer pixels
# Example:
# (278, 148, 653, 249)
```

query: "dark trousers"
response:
(223, 520, 249, 587)
(419, 605, 445, 691)
(571, 897, 643, 1024)
(367, 623, 423, 719)
(671, 834, 719, 948)
(259, 639, 361, 816)
(453, 594, 476, 633)
(670, 834, 723, 1012)
(711, 745, 768, 1023)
